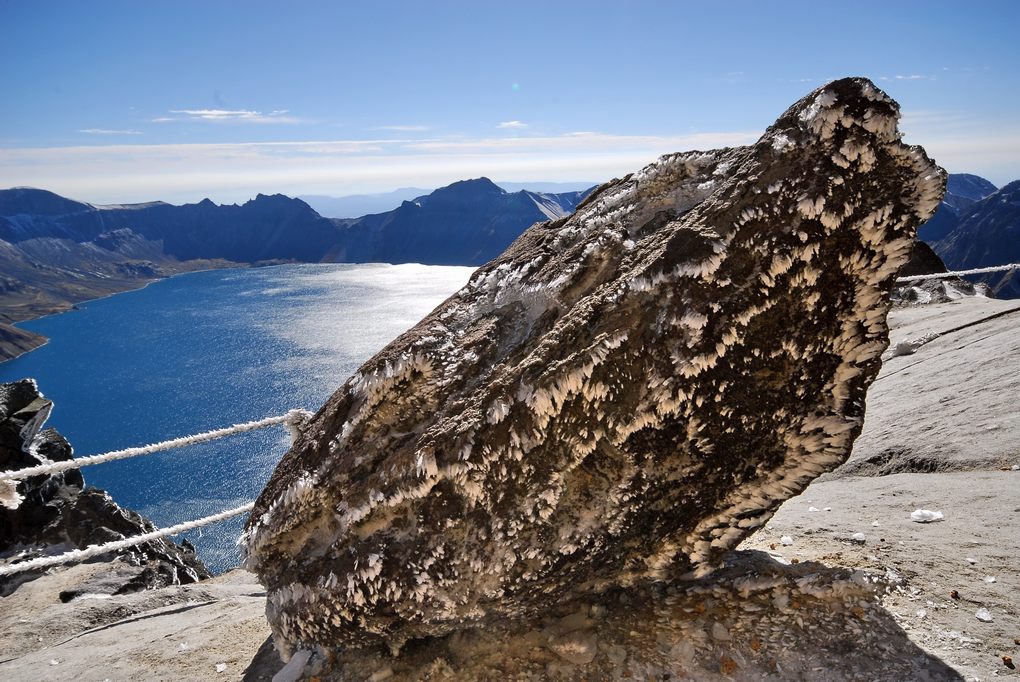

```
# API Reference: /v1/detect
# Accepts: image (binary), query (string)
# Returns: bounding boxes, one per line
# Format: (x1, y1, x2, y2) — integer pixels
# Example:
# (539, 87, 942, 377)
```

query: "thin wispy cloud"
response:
(78, 128, 143, 135)
(899, 108, 1020, 180)
(900, 109, 970, 131)
(0, 130, 759, 204)
(497, 120, 527, 129)
(155, 109, 300, 124)
(879, 74, 933, 82)
(372, 124, 430, 132)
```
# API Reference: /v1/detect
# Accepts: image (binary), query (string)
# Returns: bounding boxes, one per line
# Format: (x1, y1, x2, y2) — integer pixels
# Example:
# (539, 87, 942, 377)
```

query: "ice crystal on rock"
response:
(243, 77, 945, 658)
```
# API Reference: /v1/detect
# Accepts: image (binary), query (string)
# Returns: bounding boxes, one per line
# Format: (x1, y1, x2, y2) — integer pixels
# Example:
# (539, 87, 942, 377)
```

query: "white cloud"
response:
(78, 128, 143, 135)
(497, 120, 528, 129)
(900, 109, 1020, 182)
(879, 75, 932, 82)
(0, 129, 760, 204)
(157, 109, 300, 124)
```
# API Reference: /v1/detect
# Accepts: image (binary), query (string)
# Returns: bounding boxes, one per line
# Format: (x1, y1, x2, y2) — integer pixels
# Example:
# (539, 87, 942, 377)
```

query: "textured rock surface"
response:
(309, 552, 962, 681)
(0, 379, 210, 594)
(0, 565, 275, 682)
(245, 77, 945, 656)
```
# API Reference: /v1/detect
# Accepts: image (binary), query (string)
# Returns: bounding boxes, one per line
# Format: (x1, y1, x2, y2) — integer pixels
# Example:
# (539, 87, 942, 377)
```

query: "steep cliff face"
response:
(0, 379, 210, 595)
(243, 77, 945, 656)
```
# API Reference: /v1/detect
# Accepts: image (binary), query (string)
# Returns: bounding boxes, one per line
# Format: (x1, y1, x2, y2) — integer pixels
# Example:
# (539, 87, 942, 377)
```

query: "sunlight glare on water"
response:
(0, 263, 472, 571)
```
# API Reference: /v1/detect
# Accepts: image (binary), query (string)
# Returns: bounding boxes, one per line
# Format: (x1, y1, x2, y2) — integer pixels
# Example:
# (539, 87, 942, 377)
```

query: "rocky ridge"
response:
(0, 379, 210, 597)
(243, 77, 945, 659)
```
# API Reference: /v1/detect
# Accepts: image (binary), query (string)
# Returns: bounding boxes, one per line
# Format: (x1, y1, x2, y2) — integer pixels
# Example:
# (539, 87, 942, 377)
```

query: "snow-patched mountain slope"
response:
(942, 173, 997, 212)
(933, 180, 1020, 298)
(916, 173, 997, 243)
(330, 178, 594, 265)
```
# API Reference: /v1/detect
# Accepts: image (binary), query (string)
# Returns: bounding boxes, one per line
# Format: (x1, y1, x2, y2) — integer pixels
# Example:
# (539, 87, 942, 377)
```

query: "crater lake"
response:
(0, 263, 473, 572)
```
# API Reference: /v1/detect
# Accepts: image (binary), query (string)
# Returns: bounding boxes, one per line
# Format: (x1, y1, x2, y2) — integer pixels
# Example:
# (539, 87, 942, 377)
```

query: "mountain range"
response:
(0, 180, 593, 359)
(299, 181, 595, 219)
(925, 178, 1020, 298)
(1, 170, 1017, 361)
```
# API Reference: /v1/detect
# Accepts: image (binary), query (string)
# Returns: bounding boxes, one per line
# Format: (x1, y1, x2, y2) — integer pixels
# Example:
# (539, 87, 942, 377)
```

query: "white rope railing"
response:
(896, 262, 1020, 283)
(0, 409, 312, 484)
(0, 502, 255, 576)
(0, 409, 313, 576)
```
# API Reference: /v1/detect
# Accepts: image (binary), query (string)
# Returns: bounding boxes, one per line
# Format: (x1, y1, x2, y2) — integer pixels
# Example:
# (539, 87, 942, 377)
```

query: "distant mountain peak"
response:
(942, 173, 997, 214)
(918, 172, 999, 243)
(456, 177, 503, 190)
(427, 177, 505, 201)
(946, 173, 997, 199)
(0, 187, 93, 217)
(999, 179, 1020, 194)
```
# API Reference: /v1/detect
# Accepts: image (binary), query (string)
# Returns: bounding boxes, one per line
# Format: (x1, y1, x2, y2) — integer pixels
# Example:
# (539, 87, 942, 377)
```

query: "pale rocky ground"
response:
(744, 295, 1020, 681)
(0, 564, 276, 681)
(0, 296, 1016, 681)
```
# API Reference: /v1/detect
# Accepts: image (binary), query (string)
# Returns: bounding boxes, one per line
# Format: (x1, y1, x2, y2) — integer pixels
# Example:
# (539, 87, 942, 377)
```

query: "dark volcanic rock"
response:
(243, 78, 944, 657)
(0, 379, 210, 594)
(898, 241, 947, 278)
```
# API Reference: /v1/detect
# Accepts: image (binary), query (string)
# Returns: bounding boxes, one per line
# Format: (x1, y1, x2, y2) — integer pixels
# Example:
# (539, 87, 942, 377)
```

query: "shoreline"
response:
(0, 259, 478, 364)
(0, 260, 254, 364)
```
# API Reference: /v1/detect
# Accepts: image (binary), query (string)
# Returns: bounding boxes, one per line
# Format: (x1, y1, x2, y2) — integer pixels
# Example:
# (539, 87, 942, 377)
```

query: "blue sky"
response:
(2, 0, 1018, 203)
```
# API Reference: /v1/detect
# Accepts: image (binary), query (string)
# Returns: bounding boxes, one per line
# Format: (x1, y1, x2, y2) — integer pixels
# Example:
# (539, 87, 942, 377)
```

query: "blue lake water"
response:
(0, 263, 472, 572)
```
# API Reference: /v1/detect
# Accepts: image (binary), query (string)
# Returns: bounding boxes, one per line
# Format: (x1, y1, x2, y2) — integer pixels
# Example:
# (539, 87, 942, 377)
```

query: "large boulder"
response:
(243, 77, 945, 657)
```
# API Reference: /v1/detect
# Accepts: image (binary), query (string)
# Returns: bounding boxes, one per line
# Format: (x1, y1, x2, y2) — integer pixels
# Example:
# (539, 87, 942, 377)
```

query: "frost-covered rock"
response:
(243, 77, 945, 656)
